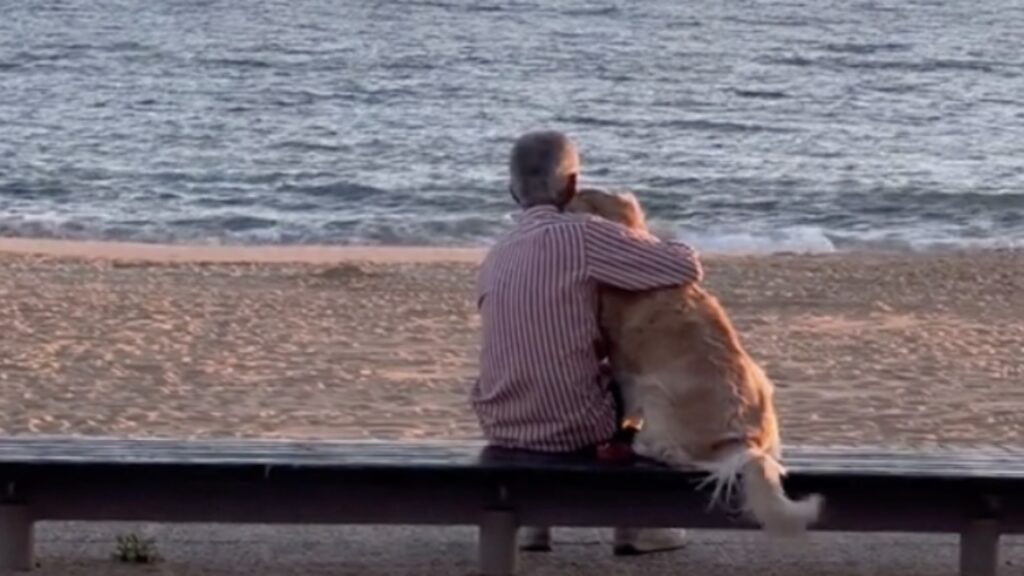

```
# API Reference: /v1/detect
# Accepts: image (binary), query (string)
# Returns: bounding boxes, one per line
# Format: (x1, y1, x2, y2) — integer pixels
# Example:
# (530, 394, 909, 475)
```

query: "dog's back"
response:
(567, 189, 776, 454)
(567, 188, 819, 533)
(601, 280, 778, 461)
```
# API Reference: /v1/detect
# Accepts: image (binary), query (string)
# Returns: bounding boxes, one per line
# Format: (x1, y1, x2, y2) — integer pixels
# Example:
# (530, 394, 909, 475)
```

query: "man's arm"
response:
(583, 217, 703, 290)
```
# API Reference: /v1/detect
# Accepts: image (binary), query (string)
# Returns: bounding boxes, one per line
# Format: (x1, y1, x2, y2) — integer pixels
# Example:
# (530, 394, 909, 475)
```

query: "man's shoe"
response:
(612, 528, 687, 556)
(519, 526, 552, 552)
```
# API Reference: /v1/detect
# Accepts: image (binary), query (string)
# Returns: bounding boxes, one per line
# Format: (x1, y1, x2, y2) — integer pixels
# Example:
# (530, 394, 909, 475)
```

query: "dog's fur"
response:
(567, 188, 822, 535)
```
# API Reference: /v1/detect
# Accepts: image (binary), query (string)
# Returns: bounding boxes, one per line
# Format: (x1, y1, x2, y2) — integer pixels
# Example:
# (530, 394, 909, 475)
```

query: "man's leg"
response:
(519, 526, 552, 552)
(608, 377, 688, 555)
(523, 527, 687, 555)
(521, 380, 687, 556)
(518, 379, 614, 555)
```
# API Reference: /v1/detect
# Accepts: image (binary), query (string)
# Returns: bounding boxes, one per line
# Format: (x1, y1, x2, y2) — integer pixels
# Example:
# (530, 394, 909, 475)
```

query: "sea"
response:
(1, 0, 1022, 253)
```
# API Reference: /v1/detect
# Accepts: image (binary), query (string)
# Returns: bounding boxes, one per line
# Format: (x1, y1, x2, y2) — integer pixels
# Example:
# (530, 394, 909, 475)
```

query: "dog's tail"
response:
(699, 446, 822, 535)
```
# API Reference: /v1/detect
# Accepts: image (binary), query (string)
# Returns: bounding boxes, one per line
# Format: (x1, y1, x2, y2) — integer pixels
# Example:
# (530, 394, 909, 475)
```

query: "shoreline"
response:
(1, 236, 1018, 265)
(0, 237, 487, 264)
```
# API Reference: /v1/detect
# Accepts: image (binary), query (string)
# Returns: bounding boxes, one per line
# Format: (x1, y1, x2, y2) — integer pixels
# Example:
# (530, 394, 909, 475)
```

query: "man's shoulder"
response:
(495, 212, 594, 244)
(479, 213, 593, 272)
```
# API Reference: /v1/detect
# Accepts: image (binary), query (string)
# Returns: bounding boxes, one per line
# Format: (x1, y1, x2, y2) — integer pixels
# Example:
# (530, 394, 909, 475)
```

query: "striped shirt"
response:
(472, 205, 703, 452)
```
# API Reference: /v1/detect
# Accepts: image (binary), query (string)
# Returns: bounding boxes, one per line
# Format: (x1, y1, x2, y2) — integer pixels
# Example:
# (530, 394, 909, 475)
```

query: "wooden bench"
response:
(1, 437, 1022, 575)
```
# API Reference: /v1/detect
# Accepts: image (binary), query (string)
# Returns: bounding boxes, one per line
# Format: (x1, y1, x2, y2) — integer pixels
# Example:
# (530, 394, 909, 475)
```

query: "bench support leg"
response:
(0, 505, 34, 572)
(479, 510, 518, 576)
(960, 519, 999, 576)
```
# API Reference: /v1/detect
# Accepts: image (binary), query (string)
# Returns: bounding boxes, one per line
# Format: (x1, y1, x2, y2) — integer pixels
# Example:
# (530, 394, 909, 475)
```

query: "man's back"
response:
(473, 205, 617, 452)
(473, 204, 703, 452)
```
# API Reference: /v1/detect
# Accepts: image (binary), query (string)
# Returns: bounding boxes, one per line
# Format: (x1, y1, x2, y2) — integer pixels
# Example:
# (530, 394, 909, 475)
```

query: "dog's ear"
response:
(615, 190, 641, 210)
(613, 190, 647, 230)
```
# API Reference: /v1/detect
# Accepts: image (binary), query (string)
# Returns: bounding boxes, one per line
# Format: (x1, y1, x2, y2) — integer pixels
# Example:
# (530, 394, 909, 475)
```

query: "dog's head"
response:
(566, 188, 647, 232)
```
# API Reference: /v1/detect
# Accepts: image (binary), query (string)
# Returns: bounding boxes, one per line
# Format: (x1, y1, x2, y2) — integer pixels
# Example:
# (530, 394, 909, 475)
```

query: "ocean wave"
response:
(845, 190, 1024, 214)
(194, 57, 275, 69)
(676, 226, 1024, 254)
(842, 58, 1003, 74)
(660, 119, 797, 134)
(2, 213, 1020, 255)
(169, 215, 278, 232)
(553, 115, 634, 128)
(820, 42, 912, 55)
(732, 89, 789, 100)
(269, 140, 351, 153)
(278, 182, 391, 202)
(561, 6, 621, 17)
(673, 226, 839, 254)
(761, 54, 1006, 75)
(0, 180, 73, 198)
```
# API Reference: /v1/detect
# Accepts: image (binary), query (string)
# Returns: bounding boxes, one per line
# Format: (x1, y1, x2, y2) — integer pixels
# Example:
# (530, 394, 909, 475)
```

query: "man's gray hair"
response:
(509, 130, 579, 208)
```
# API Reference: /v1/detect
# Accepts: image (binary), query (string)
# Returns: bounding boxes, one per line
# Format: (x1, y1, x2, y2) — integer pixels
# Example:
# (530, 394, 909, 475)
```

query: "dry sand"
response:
(2, 238, 1024, 575)
(1, 239, 1021, 447)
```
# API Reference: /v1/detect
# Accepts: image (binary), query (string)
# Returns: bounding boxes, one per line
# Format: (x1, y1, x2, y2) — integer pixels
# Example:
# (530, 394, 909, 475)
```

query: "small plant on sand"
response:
(113, 533, 161, 564)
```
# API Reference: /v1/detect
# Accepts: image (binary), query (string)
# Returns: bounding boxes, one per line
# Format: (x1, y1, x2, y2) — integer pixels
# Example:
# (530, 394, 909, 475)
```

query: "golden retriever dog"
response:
(567, 188, 822, 535)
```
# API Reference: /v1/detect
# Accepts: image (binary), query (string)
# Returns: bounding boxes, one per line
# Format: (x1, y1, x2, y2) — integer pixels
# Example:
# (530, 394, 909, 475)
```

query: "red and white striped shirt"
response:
(472, 205, 703, 452)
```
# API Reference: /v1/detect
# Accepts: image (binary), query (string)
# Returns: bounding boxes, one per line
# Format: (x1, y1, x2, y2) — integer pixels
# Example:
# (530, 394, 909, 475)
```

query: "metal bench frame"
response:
(1, 437, 1022, 575)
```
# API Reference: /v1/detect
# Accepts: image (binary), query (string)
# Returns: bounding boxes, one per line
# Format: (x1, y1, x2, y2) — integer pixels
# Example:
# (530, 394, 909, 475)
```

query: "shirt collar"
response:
(517, 205, 561, 221)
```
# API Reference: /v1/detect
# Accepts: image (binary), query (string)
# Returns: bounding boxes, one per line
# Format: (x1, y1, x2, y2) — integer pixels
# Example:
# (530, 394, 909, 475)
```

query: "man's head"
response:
(508, 130, 579, 209)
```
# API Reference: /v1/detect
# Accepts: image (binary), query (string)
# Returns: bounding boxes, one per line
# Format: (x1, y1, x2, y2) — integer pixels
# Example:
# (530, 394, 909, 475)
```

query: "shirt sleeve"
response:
(582, 217, 703, 290)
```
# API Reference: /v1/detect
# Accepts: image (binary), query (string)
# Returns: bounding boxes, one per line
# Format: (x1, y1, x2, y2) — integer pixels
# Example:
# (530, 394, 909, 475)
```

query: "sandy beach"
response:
(3, 239, 1024, 575)
(1, 238, 1022, 447)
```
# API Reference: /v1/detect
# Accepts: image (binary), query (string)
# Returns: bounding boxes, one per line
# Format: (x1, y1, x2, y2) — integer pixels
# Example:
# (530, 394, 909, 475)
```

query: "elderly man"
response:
(472, 130, 704, 554)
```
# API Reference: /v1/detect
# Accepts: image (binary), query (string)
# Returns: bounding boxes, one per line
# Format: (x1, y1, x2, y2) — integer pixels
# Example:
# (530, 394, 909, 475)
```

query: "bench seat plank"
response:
(1, 436, 1024, 479)
(1, 436, 1021, 576)
(0, 437, 1020, 528)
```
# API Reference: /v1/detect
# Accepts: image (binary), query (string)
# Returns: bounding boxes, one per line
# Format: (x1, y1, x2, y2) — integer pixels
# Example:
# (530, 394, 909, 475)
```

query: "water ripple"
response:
(0, 0, 1020, 252)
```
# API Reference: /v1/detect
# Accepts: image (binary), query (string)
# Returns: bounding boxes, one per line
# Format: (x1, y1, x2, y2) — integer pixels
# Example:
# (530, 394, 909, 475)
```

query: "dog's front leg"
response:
(614, 373, 645, 430)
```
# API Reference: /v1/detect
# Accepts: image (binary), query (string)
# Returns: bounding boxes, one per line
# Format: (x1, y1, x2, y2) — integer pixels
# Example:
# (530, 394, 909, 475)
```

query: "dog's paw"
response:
(631, 437, 661, 461)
